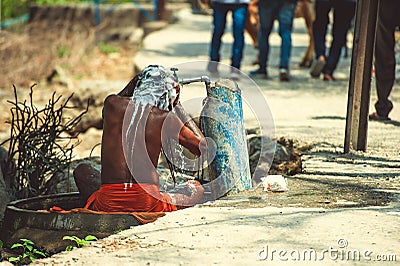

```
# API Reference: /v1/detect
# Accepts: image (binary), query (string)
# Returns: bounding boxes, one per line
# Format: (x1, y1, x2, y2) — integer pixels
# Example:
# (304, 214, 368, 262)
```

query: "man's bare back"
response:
(83, 65, 206, 210)
(101, 94, 204, 186)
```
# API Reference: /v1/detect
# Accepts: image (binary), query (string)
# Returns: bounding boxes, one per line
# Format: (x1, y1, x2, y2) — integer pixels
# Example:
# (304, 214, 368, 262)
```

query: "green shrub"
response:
(8, 238, 46, 265)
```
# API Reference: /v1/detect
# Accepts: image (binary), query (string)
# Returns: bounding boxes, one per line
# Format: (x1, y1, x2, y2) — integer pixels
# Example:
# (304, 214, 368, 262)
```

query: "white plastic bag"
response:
(260, 175, 288, 192)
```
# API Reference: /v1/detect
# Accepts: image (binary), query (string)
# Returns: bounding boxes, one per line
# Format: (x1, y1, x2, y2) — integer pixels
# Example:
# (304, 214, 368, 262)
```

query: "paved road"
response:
(33, 8, 400, 266)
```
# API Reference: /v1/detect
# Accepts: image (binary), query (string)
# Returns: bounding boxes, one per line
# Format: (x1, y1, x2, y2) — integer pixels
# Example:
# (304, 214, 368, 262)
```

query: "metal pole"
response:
(344, 0, 379, 153)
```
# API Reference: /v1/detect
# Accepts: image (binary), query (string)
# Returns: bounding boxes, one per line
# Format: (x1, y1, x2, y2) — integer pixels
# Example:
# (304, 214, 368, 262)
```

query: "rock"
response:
(0, 165, 10, 223)
(69, 112, 103, 136)
(271, 142, 302, 176)
(44, 157, 101, 195)
(246, 133, 304, 180)
(274, 143, 291, 163)
(247, 134, 275, 178)
(67, 87, 110, 135)
(0, 147, 11, 222)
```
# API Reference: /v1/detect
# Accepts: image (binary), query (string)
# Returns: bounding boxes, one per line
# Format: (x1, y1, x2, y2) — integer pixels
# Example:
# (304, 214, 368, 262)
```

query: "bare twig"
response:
(2, 85, 88, 200)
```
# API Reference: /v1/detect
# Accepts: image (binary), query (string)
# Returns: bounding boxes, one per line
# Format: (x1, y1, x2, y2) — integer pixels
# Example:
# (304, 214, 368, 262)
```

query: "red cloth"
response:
(84, 183, 177, 213)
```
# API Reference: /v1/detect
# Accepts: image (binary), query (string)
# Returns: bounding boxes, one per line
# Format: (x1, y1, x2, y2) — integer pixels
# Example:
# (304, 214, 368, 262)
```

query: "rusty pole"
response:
(344, 0, 379, 153)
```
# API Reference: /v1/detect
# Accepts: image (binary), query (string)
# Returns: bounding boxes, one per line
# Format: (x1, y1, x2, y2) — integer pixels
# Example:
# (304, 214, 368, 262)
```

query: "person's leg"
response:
(257, 0, 278, 72)
(310, 0, 331, 77)
(323, 1, 356, 77)
(73, 163, 101, 205)
(373, 1, 400, 118)
(208, 2, 229, 72)
(231, 4, 248, 70)
(312, 1, 331, 60)
(277, 0, 297, 70)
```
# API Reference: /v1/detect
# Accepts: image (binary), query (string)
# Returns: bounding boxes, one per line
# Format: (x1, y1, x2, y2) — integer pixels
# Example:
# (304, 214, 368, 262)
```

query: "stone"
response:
(0, 147, 10, 222)
(67, 87, 109, 135)
(0, 166, 10, 223)
(44, 157, 101, 195)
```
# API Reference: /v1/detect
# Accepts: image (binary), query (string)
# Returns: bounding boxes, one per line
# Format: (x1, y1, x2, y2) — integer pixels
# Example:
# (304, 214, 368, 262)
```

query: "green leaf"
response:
(8, 257, 20, 262)
(63, 235, 80, 243)
(11, 243, 23, 249)
(21, 238, 34, 245)
(84, 235, 98, 241)
(80, 240, 90, 247)
(65, 245, 74, 251)
(34, 249, 46, 257)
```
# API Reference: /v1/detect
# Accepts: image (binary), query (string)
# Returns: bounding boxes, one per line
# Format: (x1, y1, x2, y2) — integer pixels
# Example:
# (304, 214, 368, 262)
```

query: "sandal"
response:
(323, 74, 336, 81)
(369, 112, 391, 121)
(310, 59, 326, 78)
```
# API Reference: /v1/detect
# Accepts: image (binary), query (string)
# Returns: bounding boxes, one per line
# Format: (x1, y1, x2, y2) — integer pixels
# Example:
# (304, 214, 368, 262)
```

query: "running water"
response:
(122, 65, 179, 185)
(122, 65, 207, 191)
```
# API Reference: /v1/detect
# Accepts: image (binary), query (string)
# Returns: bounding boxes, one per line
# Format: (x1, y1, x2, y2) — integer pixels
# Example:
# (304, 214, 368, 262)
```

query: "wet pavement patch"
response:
(206, 138, 400, 209)
(204, 175, 396, 209)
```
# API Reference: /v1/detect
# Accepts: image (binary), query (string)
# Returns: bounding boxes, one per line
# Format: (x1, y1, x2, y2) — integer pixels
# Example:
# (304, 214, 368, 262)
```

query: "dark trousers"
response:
(312, 0, 356, 76)
(257, 0, 297, 70)
(374, 0, 400, 117)
(209, 3, 248, 70)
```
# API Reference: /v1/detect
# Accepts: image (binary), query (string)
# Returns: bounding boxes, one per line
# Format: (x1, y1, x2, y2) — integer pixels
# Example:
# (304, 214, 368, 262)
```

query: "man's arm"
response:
(162, 112, 207, 157)
(174, 103, 205, 139)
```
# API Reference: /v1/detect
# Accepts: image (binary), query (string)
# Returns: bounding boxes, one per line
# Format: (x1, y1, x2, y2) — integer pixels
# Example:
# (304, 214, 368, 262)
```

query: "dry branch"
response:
(1, 85, 88, 200)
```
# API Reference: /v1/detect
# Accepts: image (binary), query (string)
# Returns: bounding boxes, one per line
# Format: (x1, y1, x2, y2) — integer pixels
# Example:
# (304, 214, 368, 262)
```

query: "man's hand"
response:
(200, 0, 209, 5)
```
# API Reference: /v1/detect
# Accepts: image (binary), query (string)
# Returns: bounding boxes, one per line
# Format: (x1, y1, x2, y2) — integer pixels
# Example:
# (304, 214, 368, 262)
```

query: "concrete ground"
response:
(32, 8, 399, 266)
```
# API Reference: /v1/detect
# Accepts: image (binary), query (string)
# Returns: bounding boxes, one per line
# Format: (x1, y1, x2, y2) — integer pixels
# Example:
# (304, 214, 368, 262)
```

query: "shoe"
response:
(249, 68, 268, 79)
(310, 59, 326, 78)
(279, 68, 290, 82)
(229, 71, 240, 81)
(208, 70, 219, 78)
(369, 112, 391, 121)
(207, 61, 219, 77)
(323, 74, 336, 81)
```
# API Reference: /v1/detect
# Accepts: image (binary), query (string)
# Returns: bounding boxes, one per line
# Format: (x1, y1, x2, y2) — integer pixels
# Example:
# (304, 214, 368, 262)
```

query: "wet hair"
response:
(133, 65, 180, 111)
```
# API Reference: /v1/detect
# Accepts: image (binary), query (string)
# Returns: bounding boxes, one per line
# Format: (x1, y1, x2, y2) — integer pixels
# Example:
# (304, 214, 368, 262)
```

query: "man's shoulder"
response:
(104, 94, 122, 103)
(103, 94, 131, 114)
(104, 94, 130, 106)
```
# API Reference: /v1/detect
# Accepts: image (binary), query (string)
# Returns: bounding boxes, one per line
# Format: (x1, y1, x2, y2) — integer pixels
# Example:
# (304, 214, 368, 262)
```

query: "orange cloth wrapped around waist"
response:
(84, 183, 177, 213)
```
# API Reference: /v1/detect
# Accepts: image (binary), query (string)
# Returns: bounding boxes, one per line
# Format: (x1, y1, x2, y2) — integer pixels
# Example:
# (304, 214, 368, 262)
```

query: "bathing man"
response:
(84, 65, 206, 212)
